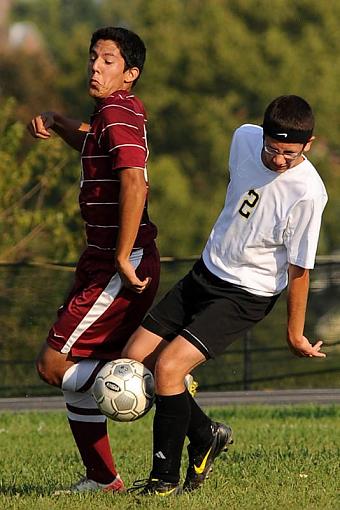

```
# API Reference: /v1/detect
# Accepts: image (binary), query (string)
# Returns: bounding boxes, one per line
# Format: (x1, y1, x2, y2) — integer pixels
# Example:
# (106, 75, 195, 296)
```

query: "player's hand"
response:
(27, 111, 56, 139)
(116, 259, 151, 294)
(287, 335, 326, 358)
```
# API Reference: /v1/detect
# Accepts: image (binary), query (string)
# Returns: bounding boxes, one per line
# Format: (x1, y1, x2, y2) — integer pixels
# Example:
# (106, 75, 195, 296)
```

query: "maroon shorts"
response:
(47, 244, 160, 359)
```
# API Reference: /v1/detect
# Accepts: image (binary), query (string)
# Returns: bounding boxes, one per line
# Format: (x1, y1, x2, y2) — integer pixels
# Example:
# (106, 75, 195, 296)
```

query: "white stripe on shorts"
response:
(182, 328, 210, 356)
(61, 249, 143, 354)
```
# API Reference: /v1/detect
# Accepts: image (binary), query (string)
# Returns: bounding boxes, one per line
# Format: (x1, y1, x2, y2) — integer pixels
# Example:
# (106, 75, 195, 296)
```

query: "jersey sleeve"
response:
(98, 106, 147, 171)
(228, 124, 261, 178)
(284, 193, 328, 269)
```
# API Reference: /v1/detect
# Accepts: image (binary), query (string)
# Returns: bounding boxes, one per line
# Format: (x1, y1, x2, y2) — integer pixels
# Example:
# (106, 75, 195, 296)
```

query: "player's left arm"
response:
(115, 168, 151, 293)
(286, 263, 326, 358)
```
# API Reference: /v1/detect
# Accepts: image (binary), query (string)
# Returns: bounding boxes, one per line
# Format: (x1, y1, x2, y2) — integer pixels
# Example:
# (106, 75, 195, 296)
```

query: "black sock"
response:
(186, 392, 213, 448)
(151, 391, 191, 483)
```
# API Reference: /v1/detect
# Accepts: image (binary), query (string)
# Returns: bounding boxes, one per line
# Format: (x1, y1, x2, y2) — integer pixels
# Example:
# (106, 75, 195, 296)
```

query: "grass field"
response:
(0, 405, 339, 510)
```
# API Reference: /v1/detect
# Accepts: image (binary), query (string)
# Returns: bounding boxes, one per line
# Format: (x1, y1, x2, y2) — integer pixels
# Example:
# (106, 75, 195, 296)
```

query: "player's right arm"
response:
(27, 111, 89, 152)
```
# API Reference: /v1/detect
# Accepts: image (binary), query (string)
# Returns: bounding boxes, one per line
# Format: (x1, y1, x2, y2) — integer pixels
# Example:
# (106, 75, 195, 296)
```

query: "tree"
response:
(0, 98, 83, 262)
(2, 0, 340, 259)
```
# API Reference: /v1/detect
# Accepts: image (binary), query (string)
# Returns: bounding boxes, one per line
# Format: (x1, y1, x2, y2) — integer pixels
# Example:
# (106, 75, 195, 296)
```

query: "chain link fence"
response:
(0, 257, 339, 397)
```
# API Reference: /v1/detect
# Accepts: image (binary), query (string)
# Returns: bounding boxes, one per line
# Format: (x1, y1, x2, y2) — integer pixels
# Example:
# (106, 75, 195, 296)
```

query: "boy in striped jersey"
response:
(27, 27, 159, 494)
(123, 95, 328, 496)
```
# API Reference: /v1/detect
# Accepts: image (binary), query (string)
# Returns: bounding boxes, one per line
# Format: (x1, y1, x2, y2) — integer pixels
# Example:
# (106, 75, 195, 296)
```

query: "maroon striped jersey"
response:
(79, 90, 157, 253)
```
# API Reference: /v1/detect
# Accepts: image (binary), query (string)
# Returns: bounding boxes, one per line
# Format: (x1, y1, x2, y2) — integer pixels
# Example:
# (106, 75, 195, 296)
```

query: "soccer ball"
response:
(92, 358, 155, 422)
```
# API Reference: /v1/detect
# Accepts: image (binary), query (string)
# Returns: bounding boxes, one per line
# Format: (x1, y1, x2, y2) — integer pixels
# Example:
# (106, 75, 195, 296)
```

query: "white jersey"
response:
(202, 124, 328, 296)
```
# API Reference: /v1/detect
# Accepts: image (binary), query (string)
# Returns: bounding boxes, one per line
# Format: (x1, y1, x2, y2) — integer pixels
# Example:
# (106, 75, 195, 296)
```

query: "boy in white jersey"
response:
(122, 95, 328, 496)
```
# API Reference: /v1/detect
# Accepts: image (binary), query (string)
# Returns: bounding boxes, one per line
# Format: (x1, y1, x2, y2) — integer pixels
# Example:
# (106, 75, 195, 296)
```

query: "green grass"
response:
(0, 405, 339, 510)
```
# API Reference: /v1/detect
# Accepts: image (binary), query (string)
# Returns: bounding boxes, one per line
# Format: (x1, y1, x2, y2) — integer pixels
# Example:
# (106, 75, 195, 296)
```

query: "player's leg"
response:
(151, 335, 206, 488)
(36, 343, 124, 491)
(122, 326, 199, 399)
(128, 332, 204, 496)
(60, 358, 124, 492)
(126, 265, 217, 494)
(36, 342, 122, 491)
(34, 258, 123, 492)
(147, 332, 233, 495)
(182, 274, 280, 491)
(122, 325, 168, 371)
(128, 260, 233, 495)
(36, 341, 77, 387)
(41, 247, 159, 493)
(150, 336, 230, 491)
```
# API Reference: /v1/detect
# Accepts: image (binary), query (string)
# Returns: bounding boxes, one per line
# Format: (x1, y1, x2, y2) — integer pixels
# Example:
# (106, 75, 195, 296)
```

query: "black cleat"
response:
(128, 477, 181, 496)
(183, 421, 233, 492)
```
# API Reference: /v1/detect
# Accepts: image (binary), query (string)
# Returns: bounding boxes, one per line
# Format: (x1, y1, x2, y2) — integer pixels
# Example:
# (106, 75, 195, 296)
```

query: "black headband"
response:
(262, 121, 313, 144)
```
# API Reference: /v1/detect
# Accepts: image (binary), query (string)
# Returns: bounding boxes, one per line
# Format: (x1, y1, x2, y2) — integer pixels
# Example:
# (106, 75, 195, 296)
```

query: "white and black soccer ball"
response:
(92, 358, 155, 422)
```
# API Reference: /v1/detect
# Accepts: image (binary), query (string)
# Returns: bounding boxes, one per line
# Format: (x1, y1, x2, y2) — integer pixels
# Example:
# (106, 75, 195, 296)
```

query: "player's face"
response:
(88, 40, 137, 99)
(261, 136, 312, 173)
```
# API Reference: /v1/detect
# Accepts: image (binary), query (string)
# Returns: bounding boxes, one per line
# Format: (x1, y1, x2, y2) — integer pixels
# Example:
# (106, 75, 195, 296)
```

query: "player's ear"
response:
(124, 67, 140, 84)
(303, 136, 315, 153)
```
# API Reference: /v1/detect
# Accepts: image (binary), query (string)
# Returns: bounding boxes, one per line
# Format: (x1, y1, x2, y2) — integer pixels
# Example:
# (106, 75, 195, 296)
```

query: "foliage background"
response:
(0, 1, 339, 393)
(1, 0, 340, 261)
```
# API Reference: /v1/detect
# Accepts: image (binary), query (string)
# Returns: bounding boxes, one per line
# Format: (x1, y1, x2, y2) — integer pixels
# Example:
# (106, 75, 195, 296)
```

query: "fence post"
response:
(243, 331, 252, 390)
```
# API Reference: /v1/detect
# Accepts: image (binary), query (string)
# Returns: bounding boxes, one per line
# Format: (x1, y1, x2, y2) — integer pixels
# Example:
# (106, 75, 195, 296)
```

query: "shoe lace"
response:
(127, 478, 151, 493)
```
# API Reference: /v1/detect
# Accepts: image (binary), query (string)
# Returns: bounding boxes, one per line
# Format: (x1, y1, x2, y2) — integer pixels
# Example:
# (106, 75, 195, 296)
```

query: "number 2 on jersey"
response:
(239, 189, 260, 218)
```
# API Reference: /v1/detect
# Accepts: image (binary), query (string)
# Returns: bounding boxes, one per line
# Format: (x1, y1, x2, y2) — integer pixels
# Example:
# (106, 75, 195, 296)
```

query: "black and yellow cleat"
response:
(128, 478, 181, 496)
(183, 421, 233, 492)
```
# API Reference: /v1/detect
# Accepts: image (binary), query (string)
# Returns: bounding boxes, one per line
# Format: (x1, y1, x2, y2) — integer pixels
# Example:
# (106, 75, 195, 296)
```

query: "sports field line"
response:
(0, 388, 339, 411)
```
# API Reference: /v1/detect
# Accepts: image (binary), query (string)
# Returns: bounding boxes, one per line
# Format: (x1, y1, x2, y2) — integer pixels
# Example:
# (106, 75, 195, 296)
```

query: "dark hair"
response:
(262, 95, 314, 144)
(90, 27, 146, 86)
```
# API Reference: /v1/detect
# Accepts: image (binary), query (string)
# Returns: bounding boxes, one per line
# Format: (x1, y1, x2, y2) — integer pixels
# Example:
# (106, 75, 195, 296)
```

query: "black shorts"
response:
(142, 258, 280, 359)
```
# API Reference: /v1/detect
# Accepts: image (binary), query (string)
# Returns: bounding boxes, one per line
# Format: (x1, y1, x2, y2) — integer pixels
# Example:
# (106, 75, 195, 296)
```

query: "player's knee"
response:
(35, 358, 50, 384)
(154, 354, 178, 383)
(35, 357, 63, 387)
